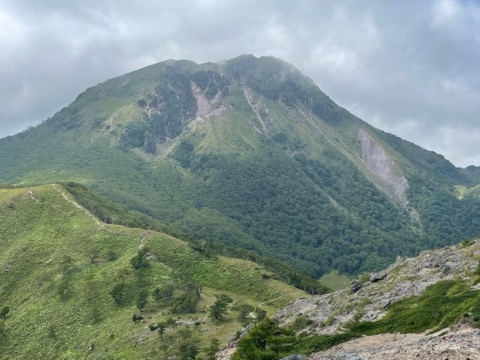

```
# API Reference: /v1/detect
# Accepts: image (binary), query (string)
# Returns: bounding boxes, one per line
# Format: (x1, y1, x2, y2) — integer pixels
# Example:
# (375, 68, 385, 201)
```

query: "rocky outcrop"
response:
(350, 280, 363, 293)
(309, 327, 480, 360)
(271, 239, 480, 359)
(216, 324, 253, 360)
(275, 240, 480, 335)
(369, 271, 387, 283)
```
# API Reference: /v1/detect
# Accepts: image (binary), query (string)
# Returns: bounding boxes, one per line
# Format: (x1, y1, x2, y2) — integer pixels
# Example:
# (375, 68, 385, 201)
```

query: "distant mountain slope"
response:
(0, 185, 305, 359)
(0, 55, 479, 276)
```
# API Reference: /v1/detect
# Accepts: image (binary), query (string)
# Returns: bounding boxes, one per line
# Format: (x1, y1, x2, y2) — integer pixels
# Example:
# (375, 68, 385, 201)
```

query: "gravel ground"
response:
(308, 326, 480, 360)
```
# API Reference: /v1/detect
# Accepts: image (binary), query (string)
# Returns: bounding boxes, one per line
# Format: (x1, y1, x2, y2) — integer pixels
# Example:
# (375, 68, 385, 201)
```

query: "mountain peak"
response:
(0, 55, 478, 279)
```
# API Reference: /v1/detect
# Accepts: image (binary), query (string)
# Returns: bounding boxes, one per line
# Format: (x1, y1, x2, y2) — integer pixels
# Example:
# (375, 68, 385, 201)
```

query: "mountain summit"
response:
(1, 55, 479, 276)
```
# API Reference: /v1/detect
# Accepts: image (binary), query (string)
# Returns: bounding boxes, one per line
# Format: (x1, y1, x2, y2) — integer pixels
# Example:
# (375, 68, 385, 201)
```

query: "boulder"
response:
(370, 272, 387, 283)
(350, 280, 363, 293)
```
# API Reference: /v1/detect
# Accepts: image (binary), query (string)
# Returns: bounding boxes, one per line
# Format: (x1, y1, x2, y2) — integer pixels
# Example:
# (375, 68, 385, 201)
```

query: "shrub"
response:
(110, 282, 128, 306)
(474, 261, 480, 276)
(132, 314, 144, 323)
(0, 306, 10, 320)
(290, 315, 313, 331)
(131, 247, 150, 270)
(137, 289, 148, 311)
(107, 250, 117, 261)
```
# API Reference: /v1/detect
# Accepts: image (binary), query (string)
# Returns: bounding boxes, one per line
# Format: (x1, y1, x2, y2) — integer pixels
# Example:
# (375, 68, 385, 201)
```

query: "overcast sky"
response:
(1, 0, 479, 167)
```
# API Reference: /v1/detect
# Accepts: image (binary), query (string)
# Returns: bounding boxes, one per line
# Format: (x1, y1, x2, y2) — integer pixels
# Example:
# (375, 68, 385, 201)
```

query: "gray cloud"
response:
(1, 0, 479, 166)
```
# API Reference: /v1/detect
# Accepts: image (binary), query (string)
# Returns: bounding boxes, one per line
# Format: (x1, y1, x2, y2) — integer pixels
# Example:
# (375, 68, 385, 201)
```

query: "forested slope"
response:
(0, 55, 479, 276)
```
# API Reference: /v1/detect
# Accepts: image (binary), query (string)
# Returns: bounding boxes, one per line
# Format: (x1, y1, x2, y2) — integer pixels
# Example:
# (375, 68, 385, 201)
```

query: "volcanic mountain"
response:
(1, 54, 479, 276)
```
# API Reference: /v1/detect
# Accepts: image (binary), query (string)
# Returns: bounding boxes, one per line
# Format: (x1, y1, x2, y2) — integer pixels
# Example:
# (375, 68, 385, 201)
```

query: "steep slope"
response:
(275, 238, 480, 333)
(231, 238, 480, 359)
(0, 55, 479, 277)
(0, 185, 305, 359)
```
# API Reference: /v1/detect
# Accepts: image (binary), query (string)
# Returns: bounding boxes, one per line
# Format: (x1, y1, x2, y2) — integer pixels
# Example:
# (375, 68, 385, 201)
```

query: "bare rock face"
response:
(190, 81, 227, 121)
(358, 129, 409, 206)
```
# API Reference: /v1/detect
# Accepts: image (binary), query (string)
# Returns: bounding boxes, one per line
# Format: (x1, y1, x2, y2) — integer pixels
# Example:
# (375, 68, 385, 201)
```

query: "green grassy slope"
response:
(0, 185, 305, 359)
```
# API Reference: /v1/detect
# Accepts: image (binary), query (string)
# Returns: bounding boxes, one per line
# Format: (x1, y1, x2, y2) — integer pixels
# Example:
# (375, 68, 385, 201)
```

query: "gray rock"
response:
(280, 355, 306, 360)
(441, 265, 451, 275)
(340, 354, 365, 360)
(350, 280, 362, 293)
(370, 271, 387, 282)
(381, 299, 392, 308)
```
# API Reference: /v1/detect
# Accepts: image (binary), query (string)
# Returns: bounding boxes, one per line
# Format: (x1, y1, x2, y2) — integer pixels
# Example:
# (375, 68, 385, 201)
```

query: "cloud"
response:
(0, 0, 479, 166)
(433, 0, 459, 26)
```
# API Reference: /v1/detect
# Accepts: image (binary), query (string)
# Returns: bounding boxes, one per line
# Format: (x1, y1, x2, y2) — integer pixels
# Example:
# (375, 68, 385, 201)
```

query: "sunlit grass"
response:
(0, 184, 305, 359)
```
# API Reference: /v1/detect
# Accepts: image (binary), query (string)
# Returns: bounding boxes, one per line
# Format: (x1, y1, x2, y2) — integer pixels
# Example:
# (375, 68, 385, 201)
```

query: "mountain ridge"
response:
(0, 184, 305, 359)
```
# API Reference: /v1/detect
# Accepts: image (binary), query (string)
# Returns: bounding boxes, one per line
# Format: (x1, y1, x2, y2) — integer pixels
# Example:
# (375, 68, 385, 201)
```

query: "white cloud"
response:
(432, 0, 459, 26)
(311, 44, 358, 74)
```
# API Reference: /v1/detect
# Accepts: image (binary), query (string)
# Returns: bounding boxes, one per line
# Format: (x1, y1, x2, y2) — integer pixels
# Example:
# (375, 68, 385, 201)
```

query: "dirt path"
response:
(246, 292, 299, 319)
(51, 184, 105, 229)
(256, 292, 297, 309)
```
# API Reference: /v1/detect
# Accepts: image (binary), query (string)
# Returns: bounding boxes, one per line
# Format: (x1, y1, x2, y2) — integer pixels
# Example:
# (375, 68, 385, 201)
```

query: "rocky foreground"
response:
(308, 326, 480, 359)
(218, 239, 480, 359)
(275, 239, 480, 335)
